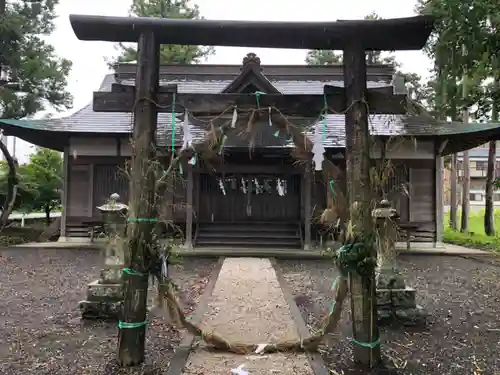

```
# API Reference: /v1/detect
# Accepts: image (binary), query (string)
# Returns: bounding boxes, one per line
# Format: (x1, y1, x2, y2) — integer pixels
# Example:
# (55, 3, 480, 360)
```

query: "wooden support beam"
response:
(93, 87, 408, 115)
(60, 146, 69, 238)
(435, 139, 444, 247)
(185, 165, 194, 249)
(117, 30, 160, 367)
(343, 43, 381, 367)
(303, 162, 312, 250)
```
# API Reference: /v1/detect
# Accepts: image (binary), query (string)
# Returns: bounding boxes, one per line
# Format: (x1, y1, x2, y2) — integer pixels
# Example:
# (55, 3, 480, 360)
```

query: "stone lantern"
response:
(97, 193, 128, 269)
(80, 193, 128, 320)
(372, 199, 426, 325)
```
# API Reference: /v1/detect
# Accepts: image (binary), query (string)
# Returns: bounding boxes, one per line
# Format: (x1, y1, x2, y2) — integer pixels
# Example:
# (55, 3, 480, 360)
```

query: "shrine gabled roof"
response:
(2, 70, 500, 151)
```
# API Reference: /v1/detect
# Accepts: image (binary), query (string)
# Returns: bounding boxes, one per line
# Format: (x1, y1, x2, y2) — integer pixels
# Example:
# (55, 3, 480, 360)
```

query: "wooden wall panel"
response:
(409, 167, 436, 242)
(93, 164, 129, 215)
(67, 164, 90, 217)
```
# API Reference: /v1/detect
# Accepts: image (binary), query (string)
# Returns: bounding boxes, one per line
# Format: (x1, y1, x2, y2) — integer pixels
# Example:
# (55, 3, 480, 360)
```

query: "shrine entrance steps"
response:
(194, 222, 302, 249)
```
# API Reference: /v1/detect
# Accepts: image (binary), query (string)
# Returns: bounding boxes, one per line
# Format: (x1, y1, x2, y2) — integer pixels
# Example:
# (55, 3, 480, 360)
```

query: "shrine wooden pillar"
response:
(185, 164, 194, 249)
(343, 43, 381, 366)
(304, 162, 312, 250)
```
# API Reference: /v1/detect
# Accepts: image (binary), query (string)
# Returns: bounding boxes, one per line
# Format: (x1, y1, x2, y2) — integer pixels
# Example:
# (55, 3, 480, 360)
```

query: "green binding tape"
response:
(118, 320, 148, 329)
(254, 91, 266, 107)
(201, 328, 211, 337)
(123, 268, 147, 276)
(329, 180, 337, 198)
(351, 337, 380, 348)
(127, 218, 158, 223)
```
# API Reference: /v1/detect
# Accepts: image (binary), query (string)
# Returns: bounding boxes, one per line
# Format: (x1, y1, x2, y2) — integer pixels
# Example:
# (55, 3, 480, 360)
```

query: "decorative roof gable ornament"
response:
(222, 53, 280, 94)
(242, 52, 261, 69)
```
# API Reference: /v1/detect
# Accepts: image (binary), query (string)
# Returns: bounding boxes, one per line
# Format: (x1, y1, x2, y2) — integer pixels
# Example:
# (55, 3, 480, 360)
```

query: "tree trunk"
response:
(450, 154, 458, 229)
(0, 140, 17, 231)
(44, 205, 51, 226)
(449, 87, 459, 230)
(485, 141, 496, 236)
(461, 148, 470, 233)
(343, 44, 380, 367)
(117, 30, 160, 367)
(460, 63, 470, 233)
(485, 78, 499, 236)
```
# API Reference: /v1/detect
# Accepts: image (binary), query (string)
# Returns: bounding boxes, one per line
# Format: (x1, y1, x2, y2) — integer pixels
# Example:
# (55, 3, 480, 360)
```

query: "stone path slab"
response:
(181, 257, 313, 375)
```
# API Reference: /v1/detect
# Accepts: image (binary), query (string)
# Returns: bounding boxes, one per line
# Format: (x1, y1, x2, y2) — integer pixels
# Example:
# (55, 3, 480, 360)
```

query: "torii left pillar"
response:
(343, 43, 381, 367)
(116, 30, 160, 366)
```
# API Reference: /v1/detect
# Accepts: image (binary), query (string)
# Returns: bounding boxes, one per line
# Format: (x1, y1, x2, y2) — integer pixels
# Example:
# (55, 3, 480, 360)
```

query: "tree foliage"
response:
(113, 0, 214, 65)
(0, 0, 72, 119)
(0, 148, 62, 223)
(417, 0, 500, 234)
(416, 0, 497, 118)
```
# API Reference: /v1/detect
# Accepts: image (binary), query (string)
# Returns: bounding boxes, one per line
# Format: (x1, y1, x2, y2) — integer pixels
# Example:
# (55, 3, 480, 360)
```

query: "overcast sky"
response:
(9, 0, 432, 163)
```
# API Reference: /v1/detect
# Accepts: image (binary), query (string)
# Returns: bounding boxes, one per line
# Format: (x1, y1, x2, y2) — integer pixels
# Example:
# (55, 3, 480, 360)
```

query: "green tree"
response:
(0, 160, 36, 213)
(305, 50, 342, 65)
(21, 148, 63, 225)
(0, 0, 72, 119)
(417, 0, 497, 233)
(0, 0, 71, 227)
(113, 0, 214, 65)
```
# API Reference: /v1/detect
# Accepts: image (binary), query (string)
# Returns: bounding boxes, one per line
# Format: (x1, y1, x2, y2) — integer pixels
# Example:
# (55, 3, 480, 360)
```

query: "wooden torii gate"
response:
(69, 14, 434, 368)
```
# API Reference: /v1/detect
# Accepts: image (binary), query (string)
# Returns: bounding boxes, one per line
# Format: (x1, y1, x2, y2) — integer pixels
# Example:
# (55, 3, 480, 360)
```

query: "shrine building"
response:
(1, 53, 499, 250)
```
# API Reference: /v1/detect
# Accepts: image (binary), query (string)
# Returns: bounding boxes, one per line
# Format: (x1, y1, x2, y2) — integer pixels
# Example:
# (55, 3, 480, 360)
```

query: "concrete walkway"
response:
(181, 258, 313, 375)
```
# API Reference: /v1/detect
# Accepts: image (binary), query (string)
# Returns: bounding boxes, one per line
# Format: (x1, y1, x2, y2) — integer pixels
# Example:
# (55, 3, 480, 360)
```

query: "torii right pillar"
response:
(343, 43, 381, 367)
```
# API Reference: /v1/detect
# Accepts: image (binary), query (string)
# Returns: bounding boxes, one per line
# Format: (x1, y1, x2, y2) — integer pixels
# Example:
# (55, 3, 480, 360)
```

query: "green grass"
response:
(444, 208, 500, 252)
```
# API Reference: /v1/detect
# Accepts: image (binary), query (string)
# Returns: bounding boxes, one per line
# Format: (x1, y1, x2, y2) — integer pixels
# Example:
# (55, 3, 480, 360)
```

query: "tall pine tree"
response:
(113, 0, 214, 65)
(0, 0, 71, 228)
(0, 0, 72, 119)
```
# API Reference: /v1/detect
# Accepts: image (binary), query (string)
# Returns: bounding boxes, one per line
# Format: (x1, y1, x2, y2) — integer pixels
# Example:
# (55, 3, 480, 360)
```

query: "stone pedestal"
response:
(372, 200, 426, 325)
(80, 193, 128, 320)
(376, 267, 426, 325)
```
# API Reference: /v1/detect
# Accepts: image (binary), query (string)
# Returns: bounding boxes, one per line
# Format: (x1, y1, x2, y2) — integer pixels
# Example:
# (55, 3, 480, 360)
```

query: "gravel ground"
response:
(276, 255, 500, 375)
(0, 248, 217, 375)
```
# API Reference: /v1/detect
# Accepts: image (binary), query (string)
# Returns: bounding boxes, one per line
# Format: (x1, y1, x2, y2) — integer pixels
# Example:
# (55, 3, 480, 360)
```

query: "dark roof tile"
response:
(3, 74, 500, 149)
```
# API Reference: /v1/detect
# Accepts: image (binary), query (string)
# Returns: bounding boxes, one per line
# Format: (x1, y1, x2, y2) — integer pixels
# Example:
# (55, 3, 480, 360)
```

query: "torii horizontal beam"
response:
(69, 14, 434, 51)
(93, 84, 409, 115)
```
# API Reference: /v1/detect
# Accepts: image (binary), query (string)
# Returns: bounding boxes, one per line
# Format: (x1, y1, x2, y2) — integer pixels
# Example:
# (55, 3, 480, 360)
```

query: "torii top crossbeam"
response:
(69, 14, 434, 51)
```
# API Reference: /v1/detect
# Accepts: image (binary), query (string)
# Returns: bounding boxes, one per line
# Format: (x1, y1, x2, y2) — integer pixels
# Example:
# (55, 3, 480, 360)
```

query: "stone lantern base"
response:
(79, 264, 124, 320)
(79, 193, 127, 320)
(376, 266, 426, 325)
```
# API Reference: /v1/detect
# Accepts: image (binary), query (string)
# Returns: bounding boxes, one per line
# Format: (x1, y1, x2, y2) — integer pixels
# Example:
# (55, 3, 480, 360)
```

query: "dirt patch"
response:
(0, 248, 217, 375)
(276, 255, 500, 374)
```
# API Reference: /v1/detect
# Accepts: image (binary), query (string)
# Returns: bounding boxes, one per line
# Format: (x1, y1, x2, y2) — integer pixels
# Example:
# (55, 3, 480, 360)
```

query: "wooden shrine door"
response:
(198, 174, 300, 223)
